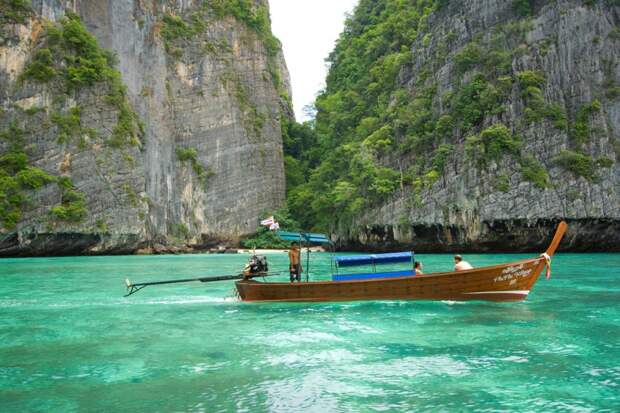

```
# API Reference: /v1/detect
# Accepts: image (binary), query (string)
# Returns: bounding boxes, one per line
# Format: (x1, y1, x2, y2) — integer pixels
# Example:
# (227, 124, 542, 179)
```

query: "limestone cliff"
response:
(0, 0, 290, 256)
(306, 0, 620, 252)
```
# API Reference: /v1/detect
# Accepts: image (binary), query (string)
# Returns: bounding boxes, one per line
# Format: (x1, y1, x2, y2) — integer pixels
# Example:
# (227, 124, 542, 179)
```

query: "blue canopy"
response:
(276, 231, 331, 245)
(335, 251, 413, 267)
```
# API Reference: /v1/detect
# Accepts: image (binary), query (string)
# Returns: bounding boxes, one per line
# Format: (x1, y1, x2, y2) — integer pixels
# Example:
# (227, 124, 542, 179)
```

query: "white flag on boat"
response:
(260, 216, 275, 226)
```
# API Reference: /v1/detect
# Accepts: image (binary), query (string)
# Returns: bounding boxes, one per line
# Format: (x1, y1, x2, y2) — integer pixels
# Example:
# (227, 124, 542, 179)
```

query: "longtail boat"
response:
(125, 222, 567, 303)
(234, 222, 567, 302)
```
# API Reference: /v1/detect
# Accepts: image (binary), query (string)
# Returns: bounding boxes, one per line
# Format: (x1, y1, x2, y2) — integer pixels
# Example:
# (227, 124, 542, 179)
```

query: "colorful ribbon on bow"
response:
(540, 253, 552, 279)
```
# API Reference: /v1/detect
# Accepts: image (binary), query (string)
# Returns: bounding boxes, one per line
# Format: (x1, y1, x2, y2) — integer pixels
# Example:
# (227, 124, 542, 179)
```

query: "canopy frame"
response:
(276, 231, 334, 282)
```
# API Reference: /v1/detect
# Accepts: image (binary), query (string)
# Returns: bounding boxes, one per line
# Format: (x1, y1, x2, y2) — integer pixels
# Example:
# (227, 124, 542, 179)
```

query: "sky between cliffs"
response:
(269, 0, 359, 121)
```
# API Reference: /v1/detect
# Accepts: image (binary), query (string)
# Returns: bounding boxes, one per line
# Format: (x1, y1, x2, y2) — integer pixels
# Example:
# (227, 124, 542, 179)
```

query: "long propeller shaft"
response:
(124, 271, 280, 297)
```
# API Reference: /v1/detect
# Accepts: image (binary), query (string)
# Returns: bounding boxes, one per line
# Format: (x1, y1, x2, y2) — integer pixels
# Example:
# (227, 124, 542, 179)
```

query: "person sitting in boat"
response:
(288, 242, 302, 282)
(454, 255, 473, 271)
(414, 261, 423, 275)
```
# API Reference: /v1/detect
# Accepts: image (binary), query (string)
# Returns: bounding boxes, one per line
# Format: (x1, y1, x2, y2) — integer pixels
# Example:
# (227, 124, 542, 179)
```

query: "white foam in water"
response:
(537, 343, 581, 355)
(332, 319, 381, 334)
(256, 330, 344, 347)
(469, 354, 529, 367)
(347, 355, 471, 383)
(0, 299, 39, 308)
(500, 355, 529, 363)
(266, 348, 363, 367)
(138, 295, 239, 305)
(262, 370, 369, 413)
(179, 361, 229, 375)
(36, 294, 240, 308)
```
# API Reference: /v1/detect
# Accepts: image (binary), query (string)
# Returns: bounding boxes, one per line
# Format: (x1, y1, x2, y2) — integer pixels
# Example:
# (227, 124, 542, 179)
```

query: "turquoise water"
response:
(1, 252, 619, 412)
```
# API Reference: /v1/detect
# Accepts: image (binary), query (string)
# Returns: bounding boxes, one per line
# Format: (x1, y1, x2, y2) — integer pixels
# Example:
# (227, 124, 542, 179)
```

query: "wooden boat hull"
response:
(235, 222, 567, 303)
(235, 257, 546, 302)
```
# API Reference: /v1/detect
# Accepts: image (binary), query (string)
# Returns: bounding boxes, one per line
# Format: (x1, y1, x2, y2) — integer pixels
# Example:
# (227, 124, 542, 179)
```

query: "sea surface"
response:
(0, 252, 619, 412)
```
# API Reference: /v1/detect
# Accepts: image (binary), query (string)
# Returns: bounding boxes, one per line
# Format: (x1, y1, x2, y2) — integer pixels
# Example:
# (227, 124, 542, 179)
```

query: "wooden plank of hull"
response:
(235, 257, 546, 302)
(235, 221, 566, 303)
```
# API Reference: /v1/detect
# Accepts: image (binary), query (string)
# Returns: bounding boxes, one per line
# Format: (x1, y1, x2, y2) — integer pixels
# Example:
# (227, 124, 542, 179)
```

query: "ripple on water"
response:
(530, 398, 597, 413)
(468, 353, 530, 368)
(255, 330, 344, 347)
(327, 318, 381, 334)
(1, 252, 619, 412)
(136, 296, 238, 305)
(537, 342, 581, 355)
(39, 295, 239, 308)
(179, 361, 229, 375)
(347, 355, 471, 384)
(89, 359, 148, 384)
(0, 299, 39, 308)
(585, 366, 620, 388)
(265, 348, 363, 368)
(260, 370, 383, 412)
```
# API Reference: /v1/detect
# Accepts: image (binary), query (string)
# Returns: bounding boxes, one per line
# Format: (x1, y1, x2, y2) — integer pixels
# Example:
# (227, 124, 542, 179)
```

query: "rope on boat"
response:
(540, 252, 552, 279)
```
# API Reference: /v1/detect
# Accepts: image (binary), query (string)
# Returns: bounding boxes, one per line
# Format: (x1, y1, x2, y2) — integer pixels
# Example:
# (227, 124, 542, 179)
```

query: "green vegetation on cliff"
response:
(160, 0, 290, 141)
(0, 122, 90, 230)
(20, 12, 143, 148)
(2, 11, 148, 230)
(571, 99, 601, 147)
(176, 147, 214, 185)
(282, 0, 616, 232)
(466, 124, 521, 166)
(50, 177, 87, 223)
(0, 123, 55, 229)
(0, 121, 91, 230)
(211, 0, 282, 88)
(161, 0, 278, 56)
(50, 106, 97, 147)
(286, 0, 438, 230)
(520, 154, 550, 189)
(553, 150, 613, 181)
(161, 0, 282, 88)
(0, 0, 32, 25)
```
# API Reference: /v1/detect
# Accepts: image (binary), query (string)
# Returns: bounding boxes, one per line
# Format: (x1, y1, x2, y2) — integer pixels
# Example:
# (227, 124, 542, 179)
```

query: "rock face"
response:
(333, 0, 620, 252)
(0, 0, 289, 256)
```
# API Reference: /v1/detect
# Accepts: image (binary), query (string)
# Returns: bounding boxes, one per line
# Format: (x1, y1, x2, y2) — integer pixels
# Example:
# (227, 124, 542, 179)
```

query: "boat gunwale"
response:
(237, 256, 544, 287)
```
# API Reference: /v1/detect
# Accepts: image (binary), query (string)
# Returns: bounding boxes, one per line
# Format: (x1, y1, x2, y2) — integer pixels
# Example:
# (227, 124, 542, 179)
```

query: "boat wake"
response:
(1, 295, 240, 309)
(135, 296, 239, 305)
(441, 300, 467, 305)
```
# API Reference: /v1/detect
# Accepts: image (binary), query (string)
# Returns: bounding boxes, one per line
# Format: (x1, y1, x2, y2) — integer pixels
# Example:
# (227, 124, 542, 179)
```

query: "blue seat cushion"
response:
(332, 270, 415, 282)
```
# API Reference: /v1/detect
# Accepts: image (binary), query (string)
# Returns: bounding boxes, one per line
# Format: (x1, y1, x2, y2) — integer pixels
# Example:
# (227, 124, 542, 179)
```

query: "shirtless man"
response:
(454, 255, 473, 271)
(414, 261, 423, 275)
(288, 242, 302, 282)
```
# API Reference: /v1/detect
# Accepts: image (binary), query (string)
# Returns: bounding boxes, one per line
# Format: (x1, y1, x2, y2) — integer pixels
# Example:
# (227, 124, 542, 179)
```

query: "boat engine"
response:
(244, 255, 268, 275)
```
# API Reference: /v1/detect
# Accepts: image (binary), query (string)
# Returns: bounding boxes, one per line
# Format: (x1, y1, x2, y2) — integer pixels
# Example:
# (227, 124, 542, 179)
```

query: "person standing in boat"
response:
(454, 255, 473, 271)
(289, 242, 302, 282)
